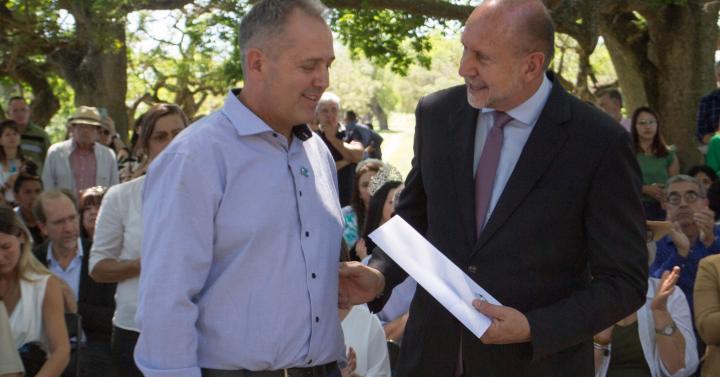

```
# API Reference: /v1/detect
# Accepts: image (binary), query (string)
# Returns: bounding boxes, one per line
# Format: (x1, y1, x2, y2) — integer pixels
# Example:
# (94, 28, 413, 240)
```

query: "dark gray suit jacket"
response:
(369, 72, 648, 377)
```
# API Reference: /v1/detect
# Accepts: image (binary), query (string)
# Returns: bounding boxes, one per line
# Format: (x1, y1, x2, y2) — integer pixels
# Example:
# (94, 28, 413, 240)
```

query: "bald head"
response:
(468, 0, 554, 70)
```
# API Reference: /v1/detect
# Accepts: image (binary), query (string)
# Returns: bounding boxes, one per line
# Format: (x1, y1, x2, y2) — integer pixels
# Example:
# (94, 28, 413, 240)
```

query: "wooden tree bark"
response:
(595, 0, 719, 166)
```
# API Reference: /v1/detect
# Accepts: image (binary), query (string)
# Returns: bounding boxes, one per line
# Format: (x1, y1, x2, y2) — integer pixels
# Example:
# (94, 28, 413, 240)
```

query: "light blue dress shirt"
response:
(134, 90, 346, 377)
(46, 239, 84, 299)
(473, 76, 553, 224)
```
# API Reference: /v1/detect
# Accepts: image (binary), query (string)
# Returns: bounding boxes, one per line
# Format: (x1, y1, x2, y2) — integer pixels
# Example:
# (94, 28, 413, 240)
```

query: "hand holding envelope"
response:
(369, 216, 531, 344)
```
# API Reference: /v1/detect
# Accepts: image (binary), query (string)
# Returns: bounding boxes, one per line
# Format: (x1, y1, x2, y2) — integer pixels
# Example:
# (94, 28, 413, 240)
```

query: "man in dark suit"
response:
(339, 0, 648, 376)
(32, 190, 115, 377)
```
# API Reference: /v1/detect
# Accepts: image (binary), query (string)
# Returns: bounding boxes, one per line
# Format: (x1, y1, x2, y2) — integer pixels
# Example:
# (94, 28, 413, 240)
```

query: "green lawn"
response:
(378, 112, 416, 179)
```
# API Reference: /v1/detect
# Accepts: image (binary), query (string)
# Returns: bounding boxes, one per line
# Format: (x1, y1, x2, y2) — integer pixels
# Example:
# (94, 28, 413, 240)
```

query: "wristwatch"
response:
(655, 322, 677, 336)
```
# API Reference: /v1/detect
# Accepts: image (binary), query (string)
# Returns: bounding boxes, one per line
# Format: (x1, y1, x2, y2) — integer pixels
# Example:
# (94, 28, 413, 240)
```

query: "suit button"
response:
(468, 265, 478, 274)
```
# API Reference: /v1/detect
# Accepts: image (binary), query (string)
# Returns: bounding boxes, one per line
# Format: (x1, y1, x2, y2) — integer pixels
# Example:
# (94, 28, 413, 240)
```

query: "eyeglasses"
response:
(665, 191, 703, 205)
(637, 119, 657, 126)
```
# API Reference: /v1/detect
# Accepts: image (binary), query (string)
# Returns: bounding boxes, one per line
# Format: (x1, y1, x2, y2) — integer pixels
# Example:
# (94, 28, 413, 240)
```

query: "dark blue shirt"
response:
(696, 89, 720, 142)
(650, 224, 720, 311)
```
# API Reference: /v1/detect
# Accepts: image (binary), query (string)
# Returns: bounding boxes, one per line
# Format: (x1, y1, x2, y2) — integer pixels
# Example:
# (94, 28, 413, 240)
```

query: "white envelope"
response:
(369, 215, 501, 338)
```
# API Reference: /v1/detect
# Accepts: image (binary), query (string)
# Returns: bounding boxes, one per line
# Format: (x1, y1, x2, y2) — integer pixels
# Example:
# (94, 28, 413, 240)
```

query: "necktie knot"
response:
(493, 111, 513, 130)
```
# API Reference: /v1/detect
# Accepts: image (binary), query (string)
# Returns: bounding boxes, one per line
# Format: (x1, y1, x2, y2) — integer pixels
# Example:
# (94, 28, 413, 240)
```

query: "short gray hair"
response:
(664, 174, 706, 198)
(239, 0, 328, 72)
(317, 91, 340, 108)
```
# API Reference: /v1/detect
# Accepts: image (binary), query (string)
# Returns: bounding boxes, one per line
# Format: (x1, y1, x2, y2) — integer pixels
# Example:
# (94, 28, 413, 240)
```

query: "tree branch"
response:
(324, 0, 472, 21)
(126, 0, 195, 12)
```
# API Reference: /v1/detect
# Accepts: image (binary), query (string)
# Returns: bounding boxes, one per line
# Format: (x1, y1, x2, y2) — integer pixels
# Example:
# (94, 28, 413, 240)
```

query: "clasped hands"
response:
(338, 261, 531, 345)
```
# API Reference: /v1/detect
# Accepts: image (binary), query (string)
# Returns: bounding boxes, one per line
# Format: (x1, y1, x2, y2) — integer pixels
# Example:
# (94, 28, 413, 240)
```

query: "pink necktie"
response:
(474, 111, 513, 239)
(456, 111, 513, 377)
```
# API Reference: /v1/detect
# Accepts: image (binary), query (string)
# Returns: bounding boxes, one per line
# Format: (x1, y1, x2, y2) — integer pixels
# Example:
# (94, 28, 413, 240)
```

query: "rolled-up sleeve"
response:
(89, 185, 124, 273)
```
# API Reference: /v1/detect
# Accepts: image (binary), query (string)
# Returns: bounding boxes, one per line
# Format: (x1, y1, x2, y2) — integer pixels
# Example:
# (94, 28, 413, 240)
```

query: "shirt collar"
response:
(481, 74, 553, 127)
(70, 140, 97, 153)
(47, 238, 84, 264)
(221, 89, 313, 142)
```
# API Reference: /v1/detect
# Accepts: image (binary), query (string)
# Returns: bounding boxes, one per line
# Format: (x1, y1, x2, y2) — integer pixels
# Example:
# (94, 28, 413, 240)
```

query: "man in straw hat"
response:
(42, 106, 119, 197)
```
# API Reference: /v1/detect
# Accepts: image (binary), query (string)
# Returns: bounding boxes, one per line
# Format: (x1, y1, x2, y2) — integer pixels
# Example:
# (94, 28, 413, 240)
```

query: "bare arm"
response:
(91, 258, 140, 283)
(37, 276, 70, 377)
(324, 130, 364, 163)
(668, 154, 680, 177)
(383, 313, 408, 342)
(652, 308, 686, 373)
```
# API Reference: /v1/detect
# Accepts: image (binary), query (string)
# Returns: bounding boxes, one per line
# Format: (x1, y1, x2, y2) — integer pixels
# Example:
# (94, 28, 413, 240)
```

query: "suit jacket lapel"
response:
(474, 77, 572, 253)
(447, 102, 479, 251)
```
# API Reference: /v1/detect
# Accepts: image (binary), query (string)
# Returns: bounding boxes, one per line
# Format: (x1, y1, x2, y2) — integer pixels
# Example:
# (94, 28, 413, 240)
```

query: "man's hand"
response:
(473, 300, 531, 344)
(338, 261, 385, 309)
(694, 207, 715, 247)
(668, 222, 691, 258)
(339, 346, 357, 377)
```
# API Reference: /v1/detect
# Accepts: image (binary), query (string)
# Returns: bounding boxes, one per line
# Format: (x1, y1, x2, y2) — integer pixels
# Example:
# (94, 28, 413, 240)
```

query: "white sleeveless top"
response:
(9, 273, 50, 350)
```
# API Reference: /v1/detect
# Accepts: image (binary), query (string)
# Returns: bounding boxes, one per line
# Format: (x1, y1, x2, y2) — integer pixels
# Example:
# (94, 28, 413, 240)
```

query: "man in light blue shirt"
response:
(134, 1, 346, 376)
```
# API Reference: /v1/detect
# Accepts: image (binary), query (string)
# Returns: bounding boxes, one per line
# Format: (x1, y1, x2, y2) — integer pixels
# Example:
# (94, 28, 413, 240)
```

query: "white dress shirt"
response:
(473, 76, 552, 225)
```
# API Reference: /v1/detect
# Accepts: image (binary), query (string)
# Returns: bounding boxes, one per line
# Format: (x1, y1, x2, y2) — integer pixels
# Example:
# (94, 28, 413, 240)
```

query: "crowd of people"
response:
(0, 86, 392, 377)
(588, 70, 720, 376)
(1, 0, 720, 376)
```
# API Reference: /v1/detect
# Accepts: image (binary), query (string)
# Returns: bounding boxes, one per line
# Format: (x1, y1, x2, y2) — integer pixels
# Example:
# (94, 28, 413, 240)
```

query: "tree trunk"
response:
(52, 16, 129, 140)
(598, 1, 719, 168)
(369, 94, 389, 131)
(15, 63, 60, 128)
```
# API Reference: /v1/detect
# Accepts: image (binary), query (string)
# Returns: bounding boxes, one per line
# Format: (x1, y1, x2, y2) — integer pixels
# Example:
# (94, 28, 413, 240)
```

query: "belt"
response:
(202, 361, 337, 377)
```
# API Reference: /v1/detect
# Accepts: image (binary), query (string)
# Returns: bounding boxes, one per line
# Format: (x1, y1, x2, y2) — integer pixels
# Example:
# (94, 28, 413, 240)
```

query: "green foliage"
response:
(332, 8, 441, 75)
(329, 31, 463, 117)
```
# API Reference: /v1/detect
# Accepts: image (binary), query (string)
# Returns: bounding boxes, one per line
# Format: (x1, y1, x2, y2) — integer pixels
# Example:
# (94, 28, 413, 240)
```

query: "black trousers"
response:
(111, 326, 142, 377)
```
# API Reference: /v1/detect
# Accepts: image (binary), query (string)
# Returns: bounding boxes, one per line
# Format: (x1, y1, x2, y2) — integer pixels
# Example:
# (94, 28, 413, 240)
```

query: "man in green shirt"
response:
(7, 96, 51, 170)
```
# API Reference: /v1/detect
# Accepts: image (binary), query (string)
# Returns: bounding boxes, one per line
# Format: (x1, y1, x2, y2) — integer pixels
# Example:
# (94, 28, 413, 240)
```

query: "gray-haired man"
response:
(134, 1, 344, 376)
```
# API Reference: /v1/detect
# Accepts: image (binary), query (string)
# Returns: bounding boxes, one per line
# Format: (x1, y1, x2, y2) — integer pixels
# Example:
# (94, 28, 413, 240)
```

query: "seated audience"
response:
(42, 106, 119, 197)
(360, 164, 416, 344)
(32, 190, 115, 377)
(78, 186, 107, 241)
(340, 304, 392, 377)
(687, 165, 717, 193)
(632, 106, 679, 220)
(13, 162, 44, 246)
(118, 115, 143, 183)
(594, 267, 698, 377)
(0, 120, 26, 204)
(98, 115, 128, 163)
(5, 97, 50, 171)
(596, 88, 631, 132)
(89, 103, 188, 377)
(696, 61, 720, 147)
(687, 166, 720, 221)
(344, 110, 384, 159)
(342, 159, 383, 256)
(315, 92, 364, 206)
(694, 254, 720, 377)
(0, 299, 23, 377)
(651, 174, 719, 359)
(0, 205, 69, 376)
(651, 175, 720, 313)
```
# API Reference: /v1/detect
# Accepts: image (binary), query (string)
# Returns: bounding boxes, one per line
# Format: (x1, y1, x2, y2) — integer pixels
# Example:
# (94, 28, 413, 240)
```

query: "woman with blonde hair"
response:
(0, 205, 69, 376)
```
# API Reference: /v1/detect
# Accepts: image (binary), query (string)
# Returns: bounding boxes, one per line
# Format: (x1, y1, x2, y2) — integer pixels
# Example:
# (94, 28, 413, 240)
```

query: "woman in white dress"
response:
(0, 206, 69, 376)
